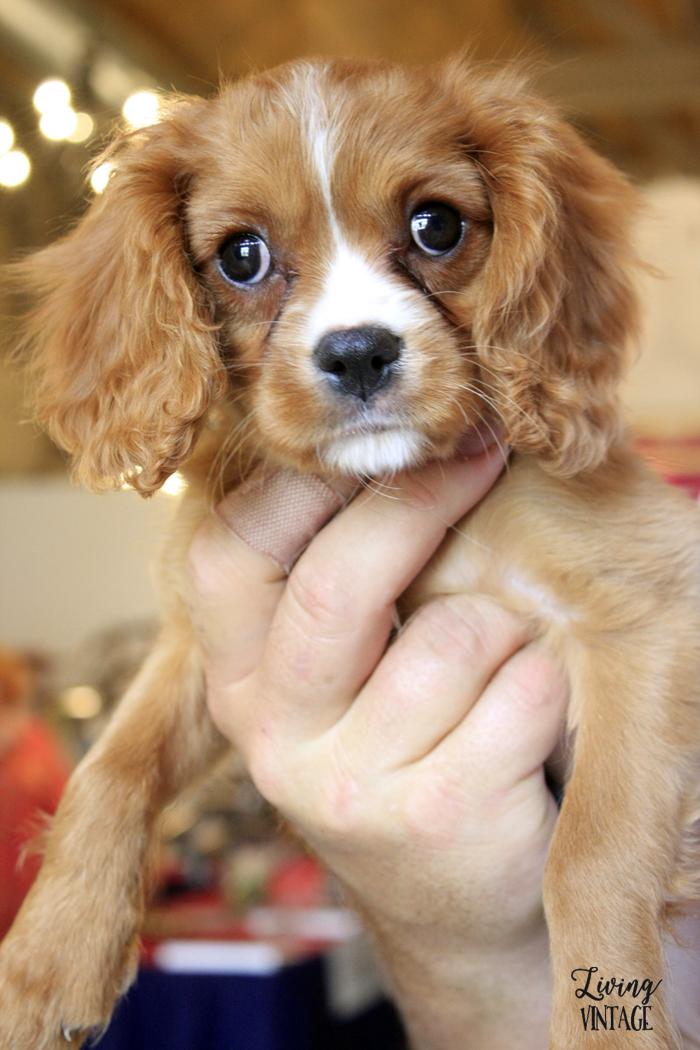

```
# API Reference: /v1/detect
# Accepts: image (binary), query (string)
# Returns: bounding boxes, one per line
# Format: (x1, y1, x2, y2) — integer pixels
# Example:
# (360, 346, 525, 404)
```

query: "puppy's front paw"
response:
(0, 896, 139, 1050)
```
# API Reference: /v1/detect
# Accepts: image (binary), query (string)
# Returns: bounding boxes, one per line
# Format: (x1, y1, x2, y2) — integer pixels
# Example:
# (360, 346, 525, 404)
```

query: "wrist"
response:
(362, 906, 552, 1050)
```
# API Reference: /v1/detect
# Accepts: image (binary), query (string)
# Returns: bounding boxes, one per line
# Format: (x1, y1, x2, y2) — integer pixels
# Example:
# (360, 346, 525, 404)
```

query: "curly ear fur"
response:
(14, 100, 226, 495)
(445, 61, 641, 476)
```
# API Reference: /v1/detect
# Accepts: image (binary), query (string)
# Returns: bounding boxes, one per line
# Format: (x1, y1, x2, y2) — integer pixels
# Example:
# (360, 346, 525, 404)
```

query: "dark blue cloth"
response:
(92, 961, 405, 1050)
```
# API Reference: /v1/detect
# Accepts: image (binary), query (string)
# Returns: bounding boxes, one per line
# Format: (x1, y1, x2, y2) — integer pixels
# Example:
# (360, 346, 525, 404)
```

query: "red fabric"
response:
(635, 436, 700, 500)
(0, 718, 70, 941)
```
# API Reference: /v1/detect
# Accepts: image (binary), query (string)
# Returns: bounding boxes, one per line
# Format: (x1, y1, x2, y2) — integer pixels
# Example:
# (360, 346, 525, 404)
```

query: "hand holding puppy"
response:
(188, 447, 565, 1050)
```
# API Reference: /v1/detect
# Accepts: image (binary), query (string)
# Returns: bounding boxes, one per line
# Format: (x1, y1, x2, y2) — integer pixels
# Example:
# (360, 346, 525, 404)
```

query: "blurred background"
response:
(0, 3, 698, 1045)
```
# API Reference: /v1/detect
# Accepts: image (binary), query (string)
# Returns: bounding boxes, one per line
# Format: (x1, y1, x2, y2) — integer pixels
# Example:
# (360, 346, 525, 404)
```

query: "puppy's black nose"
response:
(314, 326, 402, 402)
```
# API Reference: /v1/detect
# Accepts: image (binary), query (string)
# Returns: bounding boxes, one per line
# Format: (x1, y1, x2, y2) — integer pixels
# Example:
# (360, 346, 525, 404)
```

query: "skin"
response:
(187, 446, 569, 1050)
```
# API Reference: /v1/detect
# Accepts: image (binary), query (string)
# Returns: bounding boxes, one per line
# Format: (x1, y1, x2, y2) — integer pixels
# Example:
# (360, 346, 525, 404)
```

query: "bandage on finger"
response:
(215, 470, 358, 572)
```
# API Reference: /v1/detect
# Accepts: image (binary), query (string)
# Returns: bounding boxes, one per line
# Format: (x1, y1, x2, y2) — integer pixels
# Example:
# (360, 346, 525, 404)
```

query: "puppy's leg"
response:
(545, 632, 700, 1050)
(0, 624, 226, 1050)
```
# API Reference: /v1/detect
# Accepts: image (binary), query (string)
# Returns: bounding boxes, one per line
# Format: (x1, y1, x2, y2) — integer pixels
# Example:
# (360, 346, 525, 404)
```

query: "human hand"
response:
(188, 447, 567, 1048)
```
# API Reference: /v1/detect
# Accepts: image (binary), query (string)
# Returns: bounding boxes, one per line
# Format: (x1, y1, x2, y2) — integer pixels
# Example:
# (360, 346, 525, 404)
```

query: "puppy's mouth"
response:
(316, 416, 503, 478)
(320, 425, 430, 476)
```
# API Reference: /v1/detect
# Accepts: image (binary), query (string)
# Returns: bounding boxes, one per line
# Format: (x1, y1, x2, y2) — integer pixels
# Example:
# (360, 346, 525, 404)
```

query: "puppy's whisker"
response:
(457, 338, 542, 366)
(364, 478, 408, 502)
(208, 406, 257, 494)
(366, 478, 406, 501)
(445, 521, 495, 553)
(450, 381, 504, 422)
(445, 393, 471, 429)
(235, 319, 281, 333)
(223, 361, 260, 374)
(372, 477, 405, 492)
(450, 380, 552, 451)
(442, 395, 510, 470)
(476, 413, 511, 469)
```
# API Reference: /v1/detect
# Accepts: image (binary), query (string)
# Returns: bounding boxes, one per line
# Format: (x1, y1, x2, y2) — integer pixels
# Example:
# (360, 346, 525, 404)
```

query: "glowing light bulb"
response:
(60, 686, 103, 719)
(90, 162, 113, 193)
(33, 79, 71, 114)
(67, 112, 95, 143)
(0, 121, 14, 156)
(0, 151, 30, 187)
(123, 91, 160, 128)
(39, 106, 78, 141)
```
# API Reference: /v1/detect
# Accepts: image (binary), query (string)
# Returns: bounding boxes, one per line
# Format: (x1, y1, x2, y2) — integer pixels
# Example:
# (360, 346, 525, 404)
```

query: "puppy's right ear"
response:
(15, 98, 226, 495)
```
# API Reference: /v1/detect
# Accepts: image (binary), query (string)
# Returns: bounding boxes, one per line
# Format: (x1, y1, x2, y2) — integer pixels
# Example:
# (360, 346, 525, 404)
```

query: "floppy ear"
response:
(15, 98, 226, 495)
(446, 63, 641, 476)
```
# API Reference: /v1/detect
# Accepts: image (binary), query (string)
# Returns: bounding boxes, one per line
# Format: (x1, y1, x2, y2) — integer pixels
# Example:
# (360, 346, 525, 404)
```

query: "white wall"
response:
(624, 176, 700, 436)
(0, 477, 176, 652)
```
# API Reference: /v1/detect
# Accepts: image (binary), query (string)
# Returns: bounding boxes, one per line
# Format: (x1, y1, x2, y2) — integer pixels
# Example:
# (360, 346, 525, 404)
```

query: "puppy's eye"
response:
(410, 202, 464, 256)
(218, 233, 271, 285)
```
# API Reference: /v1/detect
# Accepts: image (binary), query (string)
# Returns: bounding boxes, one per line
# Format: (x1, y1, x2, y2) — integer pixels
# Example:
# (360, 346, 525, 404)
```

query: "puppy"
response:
(1, 56, 699, 1050)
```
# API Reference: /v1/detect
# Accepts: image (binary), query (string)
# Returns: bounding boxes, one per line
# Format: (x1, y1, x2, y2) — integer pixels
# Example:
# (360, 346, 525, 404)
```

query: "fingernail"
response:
(216, 471, 358, 573)
(455, 419, 506, 458)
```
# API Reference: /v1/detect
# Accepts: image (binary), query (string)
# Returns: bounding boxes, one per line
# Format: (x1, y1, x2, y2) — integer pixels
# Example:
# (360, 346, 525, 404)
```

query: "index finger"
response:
(188, 471, 354, 688)
(249, 446, 508, 742)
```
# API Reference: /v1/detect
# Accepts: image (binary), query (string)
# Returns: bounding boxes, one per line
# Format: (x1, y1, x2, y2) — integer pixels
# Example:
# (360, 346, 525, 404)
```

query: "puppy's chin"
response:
(321, 428, 429, 477)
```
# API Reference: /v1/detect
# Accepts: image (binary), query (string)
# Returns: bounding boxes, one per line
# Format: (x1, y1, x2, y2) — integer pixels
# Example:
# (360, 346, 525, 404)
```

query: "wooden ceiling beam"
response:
(536, 43, 700, 116)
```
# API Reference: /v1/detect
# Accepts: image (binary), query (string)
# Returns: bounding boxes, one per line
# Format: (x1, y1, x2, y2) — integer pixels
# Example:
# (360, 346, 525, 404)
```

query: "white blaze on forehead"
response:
(308, 110, 336, 220)
(305, 240, 430, 348)
(295, 65, 338, 227)
(293, 67, 431, 347)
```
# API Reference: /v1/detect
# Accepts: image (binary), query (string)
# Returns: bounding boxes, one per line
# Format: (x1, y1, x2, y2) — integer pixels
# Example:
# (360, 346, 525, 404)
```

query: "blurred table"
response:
(92, 905, 406, 1050)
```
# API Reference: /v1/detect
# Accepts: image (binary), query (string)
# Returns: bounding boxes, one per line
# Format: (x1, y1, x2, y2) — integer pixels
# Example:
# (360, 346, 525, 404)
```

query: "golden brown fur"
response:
(1, 56, 699, 1049)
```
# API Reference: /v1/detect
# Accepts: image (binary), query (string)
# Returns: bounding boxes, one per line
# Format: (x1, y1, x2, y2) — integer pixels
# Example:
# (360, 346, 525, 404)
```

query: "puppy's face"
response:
(21, 58, 639, 494)
(187, 66, 494, 476)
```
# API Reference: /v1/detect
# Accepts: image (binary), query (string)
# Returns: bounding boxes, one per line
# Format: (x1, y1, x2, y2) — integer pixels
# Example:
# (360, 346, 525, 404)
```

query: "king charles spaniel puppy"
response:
(1, 56, 699, 1050)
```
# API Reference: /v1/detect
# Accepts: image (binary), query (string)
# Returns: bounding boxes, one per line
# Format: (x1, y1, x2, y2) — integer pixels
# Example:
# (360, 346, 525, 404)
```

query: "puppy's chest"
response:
(398, 451, 700, 644)
(403, 537, 574, 631)
(399, 458, 582, 635)
(399, 516, 574, 640)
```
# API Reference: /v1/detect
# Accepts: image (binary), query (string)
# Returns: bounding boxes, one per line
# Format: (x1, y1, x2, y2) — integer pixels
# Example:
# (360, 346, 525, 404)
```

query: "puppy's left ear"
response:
(448, 64, 640, 476)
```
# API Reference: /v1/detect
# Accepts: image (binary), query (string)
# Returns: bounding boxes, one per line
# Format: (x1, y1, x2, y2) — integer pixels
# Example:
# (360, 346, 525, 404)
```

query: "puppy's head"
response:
(18, 57, 639, 494)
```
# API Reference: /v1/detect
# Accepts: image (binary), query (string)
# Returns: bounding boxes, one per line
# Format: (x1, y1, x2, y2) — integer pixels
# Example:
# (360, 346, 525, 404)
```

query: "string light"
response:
(67, 112, 95, 143)
(33, 78, 91, 143)
(12, 73, 163, 192)
(33, 79, 71, 114)
(0, 151, 30, 187)
(90, 162, 113, 193)
(123, 91, 160, 128)
(0, 121, 14, 155)
(60, 686, 103, 719)
(40, 107, 78, 140)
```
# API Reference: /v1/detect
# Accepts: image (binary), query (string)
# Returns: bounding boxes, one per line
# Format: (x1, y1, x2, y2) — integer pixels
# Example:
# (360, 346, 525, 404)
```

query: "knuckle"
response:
(316, 776, 365, 841)
(307, 791, 357, 842)
(508, 647, 568, 711)
(395, 772, 464, 847)
(245, 736, 365, 843)
(244, 734, 289, 811)
(285, 561, 349, 634)
(300, 745, 365, 842)
(299, 747, 374, 846)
